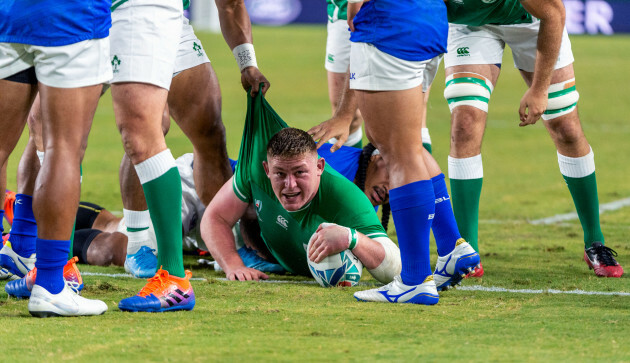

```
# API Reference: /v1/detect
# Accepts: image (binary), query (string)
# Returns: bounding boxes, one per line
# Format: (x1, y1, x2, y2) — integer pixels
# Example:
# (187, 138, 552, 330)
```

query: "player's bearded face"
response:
(364, 154, 389, 206)
(263, 152, 325, 211)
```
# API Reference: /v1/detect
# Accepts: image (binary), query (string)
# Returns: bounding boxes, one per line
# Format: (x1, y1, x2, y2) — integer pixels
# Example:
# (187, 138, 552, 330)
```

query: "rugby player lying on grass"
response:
(201, 91, 478, 289)
(201, 121, 401, 283)
(1, 141, 392, 285)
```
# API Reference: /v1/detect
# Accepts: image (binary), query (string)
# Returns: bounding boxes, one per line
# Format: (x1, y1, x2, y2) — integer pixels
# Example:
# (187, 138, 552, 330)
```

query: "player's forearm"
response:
(215, 0, 253, 49)
(334, 71, 359, 121)
(522, 0, 565, 92)
(204, 220, 245, 271)
(351, 233, 386, 270)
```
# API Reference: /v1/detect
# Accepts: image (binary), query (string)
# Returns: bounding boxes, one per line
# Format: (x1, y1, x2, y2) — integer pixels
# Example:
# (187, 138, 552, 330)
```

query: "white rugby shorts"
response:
(325, 20, 351, 73)
(173, 17, 211, 76)
(109, 0, 183, 90)
(0, 38, 111, 88)
(444, 19, 574, 72)
(350, 42, 441, 91)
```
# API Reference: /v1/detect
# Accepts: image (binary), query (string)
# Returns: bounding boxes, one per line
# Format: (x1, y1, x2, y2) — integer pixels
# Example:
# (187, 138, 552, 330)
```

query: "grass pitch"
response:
(2, 26, 630, 361)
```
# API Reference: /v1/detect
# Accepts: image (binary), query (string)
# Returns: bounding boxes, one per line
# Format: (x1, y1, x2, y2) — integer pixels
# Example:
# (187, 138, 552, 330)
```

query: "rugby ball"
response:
(307, 249, 363, 287)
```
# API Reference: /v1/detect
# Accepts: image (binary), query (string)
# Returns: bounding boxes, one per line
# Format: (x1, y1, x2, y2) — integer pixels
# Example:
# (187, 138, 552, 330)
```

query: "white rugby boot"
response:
(434, 238, 480, 291)
(354, 275, 439, 305)
(28, 284, 108, 318)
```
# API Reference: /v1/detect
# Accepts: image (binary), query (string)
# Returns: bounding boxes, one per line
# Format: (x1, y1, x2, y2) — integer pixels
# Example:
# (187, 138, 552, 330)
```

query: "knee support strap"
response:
(444, 72, 494, 113)
(542, 78, 579, 120)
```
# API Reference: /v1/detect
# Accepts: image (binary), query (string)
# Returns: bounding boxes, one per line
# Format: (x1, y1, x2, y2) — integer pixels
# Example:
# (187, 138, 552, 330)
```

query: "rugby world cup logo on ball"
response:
(307, 249, 363, 287)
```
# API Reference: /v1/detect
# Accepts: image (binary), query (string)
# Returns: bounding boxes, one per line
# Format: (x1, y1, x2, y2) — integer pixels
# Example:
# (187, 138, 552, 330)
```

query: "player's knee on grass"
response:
(75, 229, 127, 266)
(366, 237, 401, 284)
(444, 72, 493, 113)
(541, 78, 579, 121)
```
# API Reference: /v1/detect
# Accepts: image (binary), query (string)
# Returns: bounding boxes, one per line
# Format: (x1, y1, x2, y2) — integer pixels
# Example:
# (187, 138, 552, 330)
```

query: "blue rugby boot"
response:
(434, 239, 481, 291)
(0, 242, 35, 278)
(124, 245, 158, 278)
(237, 246, 285, 274)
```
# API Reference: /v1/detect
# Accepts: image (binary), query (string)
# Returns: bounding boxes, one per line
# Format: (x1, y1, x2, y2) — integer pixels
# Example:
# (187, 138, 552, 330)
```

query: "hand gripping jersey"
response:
(445, 0, 532, 26)
(350, 0, 448, 62)
(0, 0, 111, 46)
(232, 92, 388, 276)
(327, 0, 348, 22)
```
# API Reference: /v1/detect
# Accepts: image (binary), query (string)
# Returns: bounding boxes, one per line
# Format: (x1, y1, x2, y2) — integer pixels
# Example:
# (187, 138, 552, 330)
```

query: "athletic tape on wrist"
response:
(348, 228, 358, 250)
(232, 43, 258, 72)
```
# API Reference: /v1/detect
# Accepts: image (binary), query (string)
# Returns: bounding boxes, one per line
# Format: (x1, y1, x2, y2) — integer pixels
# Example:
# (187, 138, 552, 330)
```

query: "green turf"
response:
(2, 27, 630, 361)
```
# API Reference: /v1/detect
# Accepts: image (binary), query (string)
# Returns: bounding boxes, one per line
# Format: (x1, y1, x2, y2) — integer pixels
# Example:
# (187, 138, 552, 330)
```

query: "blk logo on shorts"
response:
(111, 55, 121, 73)
(193, 42, 203, 57)
(456, 47, 470, 57)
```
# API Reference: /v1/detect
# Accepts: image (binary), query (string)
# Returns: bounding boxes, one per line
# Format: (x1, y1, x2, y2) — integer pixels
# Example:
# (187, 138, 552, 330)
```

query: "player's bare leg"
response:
(354, 85, 439, 304)
(113, 83, 184, 282)
(328, 70, 363, 148)
(169, 62, 231, 205)
(446, 64, 500, 261)
(521, 64, 622, 277)
(0, 79, 37, 278)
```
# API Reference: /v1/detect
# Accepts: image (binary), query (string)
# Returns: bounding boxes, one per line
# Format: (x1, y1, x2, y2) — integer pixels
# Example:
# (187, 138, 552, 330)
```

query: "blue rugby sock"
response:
(431, 174, 462, 257)
(9, 194, 37, 257)
(0, 209, 4, 234)
(389, 180, 435, 285)
(35, 238, 70, 294)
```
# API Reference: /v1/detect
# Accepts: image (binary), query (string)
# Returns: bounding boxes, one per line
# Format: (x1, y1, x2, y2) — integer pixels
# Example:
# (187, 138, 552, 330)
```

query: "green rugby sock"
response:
(136, 150, 185, 278)
(450, 178, 482, 252)
(557, 149, 603, 248)
(422, 143, 432, 154)
(563, 173, 604, 248)
(448, 155, 484, 252)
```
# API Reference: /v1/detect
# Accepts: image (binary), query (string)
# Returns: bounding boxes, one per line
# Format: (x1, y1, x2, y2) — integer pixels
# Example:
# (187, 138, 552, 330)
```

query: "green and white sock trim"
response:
(123, 209, 152, 255)
(37, 151, 45, 166)
(421, 128, 432, 147)
(558, 147, 595, 178)
(135, 149, 177, 184)
(448, 154, 483, 180)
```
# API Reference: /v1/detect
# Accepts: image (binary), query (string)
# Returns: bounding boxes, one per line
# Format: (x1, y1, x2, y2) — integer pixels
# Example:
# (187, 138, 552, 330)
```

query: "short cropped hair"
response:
(267, 128, 317, 159)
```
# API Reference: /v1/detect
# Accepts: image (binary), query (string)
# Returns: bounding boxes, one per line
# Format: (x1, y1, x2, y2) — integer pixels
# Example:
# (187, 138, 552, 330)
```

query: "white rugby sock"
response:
(123, 208, 151, 255)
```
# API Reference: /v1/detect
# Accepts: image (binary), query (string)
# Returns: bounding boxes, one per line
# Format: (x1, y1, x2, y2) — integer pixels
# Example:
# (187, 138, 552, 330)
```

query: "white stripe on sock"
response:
(422, 128, 432, 145)
(134, 149, 176, 184)
(448, 154, 483, 180)
(123, 209, 150, 229)
(558, 147, 595, 178)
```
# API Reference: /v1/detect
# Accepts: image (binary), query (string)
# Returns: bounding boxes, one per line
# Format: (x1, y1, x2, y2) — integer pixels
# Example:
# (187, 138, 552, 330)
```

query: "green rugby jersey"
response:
(233, 92, 388, 276)
(327, 0, 347, 22)
(446, 0, 532, 26)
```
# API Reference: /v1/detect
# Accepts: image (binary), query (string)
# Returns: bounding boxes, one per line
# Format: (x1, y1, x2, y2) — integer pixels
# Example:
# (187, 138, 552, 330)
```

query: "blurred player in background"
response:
(443, 0, 623, 277)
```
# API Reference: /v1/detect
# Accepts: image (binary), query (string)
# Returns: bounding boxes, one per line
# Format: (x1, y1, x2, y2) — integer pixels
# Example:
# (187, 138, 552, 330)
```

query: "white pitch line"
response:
(81, 272, 630, 296)
(529, 197, 630, 225)
(458, 285, 630, 296)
